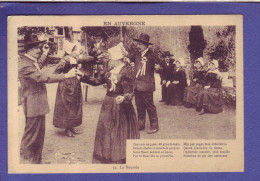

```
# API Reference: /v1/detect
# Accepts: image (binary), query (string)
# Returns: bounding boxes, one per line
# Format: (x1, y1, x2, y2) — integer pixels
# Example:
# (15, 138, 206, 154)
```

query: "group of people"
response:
(159, 52, 223, 115)
(18, 31, 223, 165)
(18, 32, 161, 164)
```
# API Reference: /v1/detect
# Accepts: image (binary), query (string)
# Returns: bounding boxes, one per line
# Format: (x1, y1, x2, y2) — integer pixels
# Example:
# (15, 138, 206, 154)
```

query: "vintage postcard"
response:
(7, 15, 243, 173)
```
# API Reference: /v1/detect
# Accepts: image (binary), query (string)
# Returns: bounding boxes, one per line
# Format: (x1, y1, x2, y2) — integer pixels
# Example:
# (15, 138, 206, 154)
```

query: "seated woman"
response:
(183, 57, 206, 108)
(80, 50, 140, 164)
(166, 58, 188, 105)
(195, 59, 223, 115)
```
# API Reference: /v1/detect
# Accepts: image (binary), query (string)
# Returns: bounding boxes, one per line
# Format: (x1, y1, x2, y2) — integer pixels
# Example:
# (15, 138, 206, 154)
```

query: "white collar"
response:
(141, 48, 149, 57)
(24, 53, 37, 63)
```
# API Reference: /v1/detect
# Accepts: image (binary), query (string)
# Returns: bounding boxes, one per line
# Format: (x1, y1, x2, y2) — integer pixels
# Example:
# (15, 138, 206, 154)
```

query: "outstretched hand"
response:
(65, 68, 77, 78)
(75, 69, 84, 77)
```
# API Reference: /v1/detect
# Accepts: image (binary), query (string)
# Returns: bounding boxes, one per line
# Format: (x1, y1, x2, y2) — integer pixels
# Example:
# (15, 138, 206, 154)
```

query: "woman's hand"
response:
(130, 62, 135, 68)
(204, 85, 210, 89)
(116, 96, 125, 104)
(75, 69, 84, 77)
(110, 74, 118, 84)
(173, 81, 179, 84)
(65, 68, 77, 78)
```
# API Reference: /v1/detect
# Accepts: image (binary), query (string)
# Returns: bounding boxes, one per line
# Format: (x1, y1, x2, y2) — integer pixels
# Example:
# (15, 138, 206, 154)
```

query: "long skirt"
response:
(183, 84, 203, 108)
(93, 95, 140, 164)
(166, 84, 185, 106)
(53, 77, 82, 129)
(195, 88, 223, 113)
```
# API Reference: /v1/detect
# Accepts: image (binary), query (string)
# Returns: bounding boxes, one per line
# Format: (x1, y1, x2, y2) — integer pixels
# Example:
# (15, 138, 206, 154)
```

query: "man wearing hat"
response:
(19, 34, 50, 69)
(88, 29, 109, 77)
(132, 33, 160, 134)
(159, 51, 175, 102)
(18, 35, 77, 164)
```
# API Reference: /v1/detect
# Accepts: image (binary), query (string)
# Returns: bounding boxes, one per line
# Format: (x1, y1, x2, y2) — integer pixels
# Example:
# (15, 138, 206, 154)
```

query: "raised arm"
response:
(37, 54, 48, 69)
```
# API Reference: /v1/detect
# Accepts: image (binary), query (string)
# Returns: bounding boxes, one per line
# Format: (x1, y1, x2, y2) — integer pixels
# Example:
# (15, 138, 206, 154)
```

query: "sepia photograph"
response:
(8, 15, 243, 173)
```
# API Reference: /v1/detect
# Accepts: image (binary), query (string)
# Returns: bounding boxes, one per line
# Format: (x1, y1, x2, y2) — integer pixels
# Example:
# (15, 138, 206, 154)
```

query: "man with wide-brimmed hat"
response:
(88, 29, 109, 77)
(18, 34, 50, 69)
(159, 51, 175, 102)
(18, 34, 77, 164)
(132, 33, 160, 134)
(88, 29, 108, 58)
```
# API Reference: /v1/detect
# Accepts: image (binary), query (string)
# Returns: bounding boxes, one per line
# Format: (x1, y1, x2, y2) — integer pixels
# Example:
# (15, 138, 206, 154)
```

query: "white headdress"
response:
(176, 58, 185, 67)
(64, 41, 76, 55)
(108, 42, 128, 61)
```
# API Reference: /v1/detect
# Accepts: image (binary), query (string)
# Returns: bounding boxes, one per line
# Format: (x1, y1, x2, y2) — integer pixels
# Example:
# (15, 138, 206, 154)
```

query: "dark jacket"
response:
(170, 68, 188, 89)
(88, 41, 107, 57)
(18, 55, 65, 117)
(191, 70, 206, 86)
(133, 49, 158, 92)
(161, 61, 175, 82)
(204, 72, 222, 88)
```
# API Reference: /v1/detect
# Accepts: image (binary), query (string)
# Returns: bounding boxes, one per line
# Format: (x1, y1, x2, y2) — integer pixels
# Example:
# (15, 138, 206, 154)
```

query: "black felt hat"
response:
(162, 51, 173, 57)
(133, 33, 153, 45)
(18, 34, 46, 51)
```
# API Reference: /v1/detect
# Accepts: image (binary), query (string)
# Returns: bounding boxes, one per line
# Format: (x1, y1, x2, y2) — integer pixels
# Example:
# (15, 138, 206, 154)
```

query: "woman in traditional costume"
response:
(53, 42, 83, 137)
(81, 44, 140, 164)
(195, 59, 223, 115)
(183, 57, 206, 108)
(166, 58, 188, 105)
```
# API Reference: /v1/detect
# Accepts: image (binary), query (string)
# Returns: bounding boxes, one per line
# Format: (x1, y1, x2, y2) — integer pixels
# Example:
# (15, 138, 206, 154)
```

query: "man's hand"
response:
(204, 85, 210, 89)
(155, 64, 161, 71)
(162, 80, 166, 84)
(166, 81, 171, 87)
(173, 81, 179, 84)
(116, 95, 125, 104)
(65, 68, 77, 78)
(42, 44, 50, 56)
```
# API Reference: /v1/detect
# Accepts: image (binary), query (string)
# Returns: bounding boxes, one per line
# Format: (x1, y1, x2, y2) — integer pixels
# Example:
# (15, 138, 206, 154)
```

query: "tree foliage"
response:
(207, 26, 236, 72)
(188, 26, 207, 62)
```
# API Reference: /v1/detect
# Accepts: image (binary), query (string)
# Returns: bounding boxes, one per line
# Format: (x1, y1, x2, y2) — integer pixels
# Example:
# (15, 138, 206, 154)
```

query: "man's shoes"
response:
(159, 100, 165, 102)
(147, 128, 159, 134)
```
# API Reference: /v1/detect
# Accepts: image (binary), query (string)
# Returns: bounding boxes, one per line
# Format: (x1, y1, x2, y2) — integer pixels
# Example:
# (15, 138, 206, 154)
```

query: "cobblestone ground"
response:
(18, 71, 236, 164)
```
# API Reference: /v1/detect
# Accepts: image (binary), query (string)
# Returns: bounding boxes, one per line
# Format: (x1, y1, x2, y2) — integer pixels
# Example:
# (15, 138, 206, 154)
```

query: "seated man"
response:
(159, 51, 175, 102)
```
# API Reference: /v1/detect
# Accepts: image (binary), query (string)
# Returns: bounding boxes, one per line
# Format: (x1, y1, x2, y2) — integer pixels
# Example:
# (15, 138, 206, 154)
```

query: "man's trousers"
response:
(134, 90, 159, 130)
(20, 115, 45, 164)
(161, 84, 167, 101)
